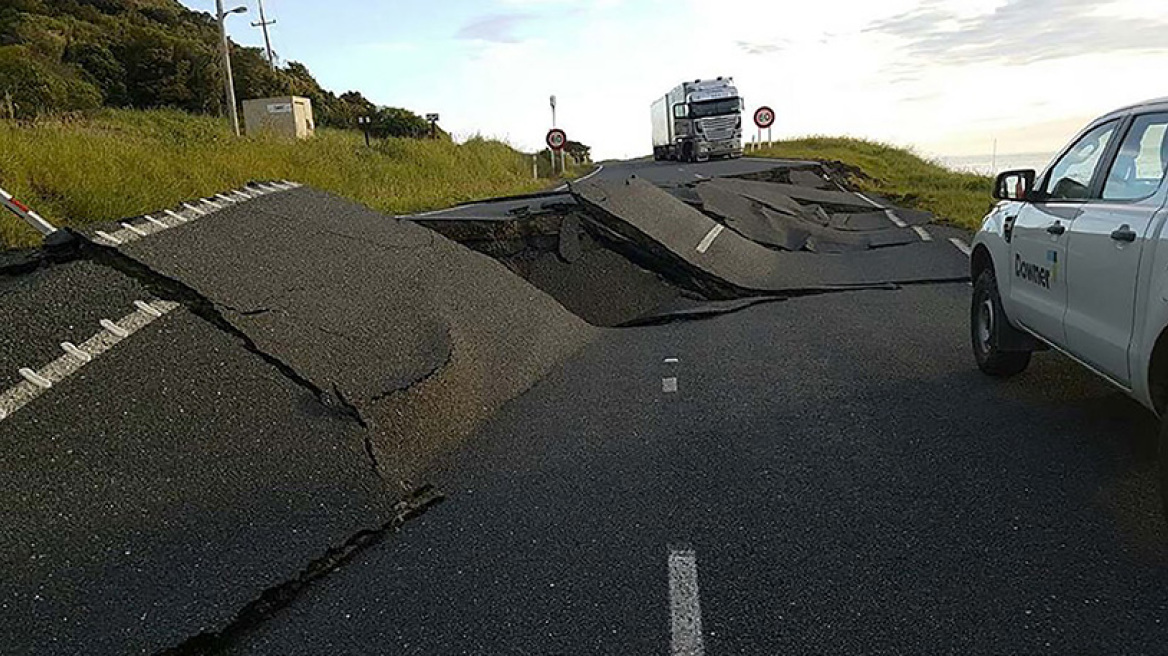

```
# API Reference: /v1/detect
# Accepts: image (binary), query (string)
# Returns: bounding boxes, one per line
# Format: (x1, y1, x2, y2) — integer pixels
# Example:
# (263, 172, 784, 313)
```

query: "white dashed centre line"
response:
(669, 546, 705, 656)
(913, 226, 934, 242)
(696, 225, 725, 254)
(883, 209, 908, 228)
(949, 237, 973, 256)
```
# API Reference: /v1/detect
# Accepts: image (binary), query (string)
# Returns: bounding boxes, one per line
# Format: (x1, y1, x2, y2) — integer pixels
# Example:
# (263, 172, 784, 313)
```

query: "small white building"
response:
(242, 96, 315, 139)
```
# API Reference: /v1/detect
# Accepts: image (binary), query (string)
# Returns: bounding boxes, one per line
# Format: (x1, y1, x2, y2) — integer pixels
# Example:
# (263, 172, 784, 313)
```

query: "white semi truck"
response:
(651, 78, 744, 162)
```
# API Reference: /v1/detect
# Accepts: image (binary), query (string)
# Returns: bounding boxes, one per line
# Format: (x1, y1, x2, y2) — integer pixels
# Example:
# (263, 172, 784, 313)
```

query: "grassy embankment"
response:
(755, 137, 995, 231)
(0, 109, 572, 248)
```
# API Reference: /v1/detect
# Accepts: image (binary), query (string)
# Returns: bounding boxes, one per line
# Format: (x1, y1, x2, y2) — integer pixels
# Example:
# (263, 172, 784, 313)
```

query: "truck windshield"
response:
(691, 99, 741, 118)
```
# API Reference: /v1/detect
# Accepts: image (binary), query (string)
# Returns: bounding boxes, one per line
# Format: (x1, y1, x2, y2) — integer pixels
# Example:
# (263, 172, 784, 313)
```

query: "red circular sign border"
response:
(754, 107, 775, 129)
(546, 128, 568, 151)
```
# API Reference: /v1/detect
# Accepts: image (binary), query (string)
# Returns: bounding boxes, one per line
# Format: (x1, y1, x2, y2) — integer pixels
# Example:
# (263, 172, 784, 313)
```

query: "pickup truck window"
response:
(1102, 112, 1168, 201)
(1043, 120, 1118, 201)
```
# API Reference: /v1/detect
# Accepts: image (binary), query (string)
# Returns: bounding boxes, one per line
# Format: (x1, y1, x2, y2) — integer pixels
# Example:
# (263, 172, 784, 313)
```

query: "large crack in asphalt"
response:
(153, 484, 445, 656)
(73, 233, 382, 475)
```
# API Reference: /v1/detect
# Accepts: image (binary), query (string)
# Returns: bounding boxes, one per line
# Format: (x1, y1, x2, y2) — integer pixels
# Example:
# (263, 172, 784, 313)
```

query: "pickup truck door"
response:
(1063, 112, 1168, 385)
(1009, 119, 1121, 344)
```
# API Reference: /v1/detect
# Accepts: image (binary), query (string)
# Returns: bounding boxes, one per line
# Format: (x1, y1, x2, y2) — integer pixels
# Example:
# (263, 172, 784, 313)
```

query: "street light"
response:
(216, 1, 247, 136)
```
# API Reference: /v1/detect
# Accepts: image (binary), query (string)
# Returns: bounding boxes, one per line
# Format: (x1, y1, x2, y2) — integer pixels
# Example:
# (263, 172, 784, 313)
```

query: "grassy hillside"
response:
(0, 110, 551, 248)
(755, 137, 995, 230)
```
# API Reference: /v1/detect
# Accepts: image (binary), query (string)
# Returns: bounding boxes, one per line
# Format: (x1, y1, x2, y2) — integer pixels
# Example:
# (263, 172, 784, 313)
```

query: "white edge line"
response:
(1, 302, 178, 424)
(573, 164, 605, 185)
(695, 224, 725, 254)
(164, 210, 189, 224)
(182, 203, 207, 216)
(949, 237, 973, 256)
(143, 215, 167, 228)
(668, 546, 704, 656)
(884, 209, 908, 228)
(854, 192, 884, 209)
(913, 226, 934, 242)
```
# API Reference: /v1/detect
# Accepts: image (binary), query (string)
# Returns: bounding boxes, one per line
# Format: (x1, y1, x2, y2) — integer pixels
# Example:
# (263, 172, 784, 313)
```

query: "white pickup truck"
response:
(971, 97, 1168, 511)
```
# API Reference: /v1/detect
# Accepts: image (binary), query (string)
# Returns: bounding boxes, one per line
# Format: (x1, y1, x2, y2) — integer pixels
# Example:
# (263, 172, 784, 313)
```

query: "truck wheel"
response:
(972, 268, 1031, 377)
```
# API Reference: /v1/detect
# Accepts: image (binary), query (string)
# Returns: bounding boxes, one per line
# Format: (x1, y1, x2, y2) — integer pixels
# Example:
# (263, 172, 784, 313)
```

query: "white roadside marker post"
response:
(1, 187, 58, 236)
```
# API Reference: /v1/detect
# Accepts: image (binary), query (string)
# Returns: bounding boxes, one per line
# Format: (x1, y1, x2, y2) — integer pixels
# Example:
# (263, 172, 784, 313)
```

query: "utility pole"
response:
(251, 0, 277, 71)
(216, 0, 247, 137)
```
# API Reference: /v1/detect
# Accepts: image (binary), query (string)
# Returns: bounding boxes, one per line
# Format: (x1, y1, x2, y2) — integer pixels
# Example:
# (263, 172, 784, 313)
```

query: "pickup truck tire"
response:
(972, 268, 1031, 377)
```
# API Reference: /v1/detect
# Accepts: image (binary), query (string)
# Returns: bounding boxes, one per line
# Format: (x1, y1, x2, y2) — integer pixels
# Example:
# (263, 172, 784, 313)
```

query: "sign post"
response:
(546, 128, 567, 176)
(358, 116, 371, 146)
(753, 106, 775, 149)
(425, 113, 440, 139)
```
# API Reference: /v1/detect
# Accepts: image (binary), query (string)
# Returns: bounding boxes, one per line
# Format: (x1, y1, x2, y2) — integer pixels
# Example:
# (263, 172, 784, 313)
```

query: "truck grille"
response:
(700, 115, 737, 140)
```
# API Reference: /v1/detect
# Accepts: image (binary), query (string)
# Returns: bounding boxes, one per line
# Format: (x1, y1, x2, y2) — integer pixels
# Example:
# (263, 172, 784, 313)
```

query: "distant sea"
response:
(934, 152, 1055, 176)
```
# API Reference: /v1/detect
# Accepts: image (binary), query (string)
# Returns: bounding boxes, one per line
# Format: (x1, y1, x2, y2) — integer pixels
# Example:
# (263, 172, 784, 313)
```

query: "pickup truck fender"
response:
(971, 201, 1041, 352)
(1131, 205, 1168, 414)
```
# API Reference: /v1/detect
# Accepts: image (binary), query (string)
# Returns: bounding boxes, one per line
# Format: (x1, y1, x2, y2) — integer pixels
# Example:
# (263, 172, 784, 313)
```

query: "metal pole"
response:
(217, 0, 241, 137)
(533, 154, 538, 180)
(1, 187, 58, 236)
(252, 0, 277, 71)
(549, 149, 556, 176)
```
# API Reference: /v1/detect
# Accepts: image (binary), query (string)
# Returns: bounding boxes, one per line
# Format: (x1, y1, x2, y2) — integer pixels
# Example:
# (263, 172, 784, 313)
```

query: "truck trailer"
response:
(651, 78, 744, 162)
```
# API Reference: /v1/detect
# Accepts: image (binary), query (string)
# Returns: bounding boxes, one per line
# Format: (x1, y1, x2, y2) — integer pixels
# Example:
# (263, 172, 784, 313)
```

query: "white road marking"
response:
(60, 342, 91, 363)
(100, 319, 130, 338)
(855, 192, 884, 208)
(669, 547, 705, 656)
(0, 301, 179, 424)
(574, 164, 605, 184)
(182, 203, 207, 216)
(663, 377, 678, 393)
(215, 193, 238, 203)
(949, 237, 972, 256)
(164, 210, 188, 224)
(200, 199, 223, 210)
(94, 230, 121, 246)
(134, 300, 164, 317)
(19, 368, 52, 389)
(884, 210, 908, 228)
(143, 215, 167, 228)
(120, 222, 148, 237)
(913, 226, 934, 242)
(664, 357, 680, 364)
(696, 225, 725, 254)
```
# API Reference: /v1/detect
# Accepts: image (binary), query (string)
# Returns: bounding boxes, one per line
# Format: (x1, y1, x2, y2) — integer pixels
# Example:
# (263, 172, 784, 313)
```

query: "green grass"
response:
(755, 137, 995, 230)
(0, 109, 562, 248)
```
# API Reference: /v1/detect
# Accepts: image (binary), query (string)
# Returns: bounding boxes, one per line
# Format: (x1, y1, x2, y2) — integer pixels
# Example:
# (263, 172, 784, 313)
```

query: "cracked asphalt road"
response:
(6, 156, 1168, 655)
(224, 282, 1168, 655)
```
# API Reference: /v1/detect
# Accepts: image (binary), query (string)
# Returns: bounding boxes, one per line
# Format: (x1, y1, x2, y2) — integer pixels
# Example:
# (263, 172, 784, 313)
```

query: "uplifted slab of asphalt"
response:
(114, 187, 597, 481)
(0, 307, 393, 656)
(573, 177, 968, 295)
(693, 181, 916, 252)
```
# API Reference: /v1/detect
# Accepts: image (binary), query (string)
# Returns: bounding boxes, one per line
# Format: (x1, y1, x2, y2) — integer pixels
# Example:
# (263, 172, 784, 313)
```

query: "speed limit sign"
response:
(754, 106, 776, 129)
(546, 128, 567, 151)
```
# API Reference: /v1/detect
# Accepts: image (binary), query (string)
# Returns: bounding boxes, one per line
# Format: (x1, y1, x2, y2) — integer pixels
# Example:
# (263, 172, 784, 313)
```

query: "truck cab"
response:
(970, 97, 1168, 513)
(651, 78, 744, 162)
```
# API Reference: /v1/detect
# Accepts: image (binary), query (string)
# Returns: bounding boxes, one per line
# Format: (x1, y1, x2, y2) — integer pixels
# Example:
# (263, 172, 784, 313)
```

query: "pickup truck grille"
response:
(700, 115, 737, 141)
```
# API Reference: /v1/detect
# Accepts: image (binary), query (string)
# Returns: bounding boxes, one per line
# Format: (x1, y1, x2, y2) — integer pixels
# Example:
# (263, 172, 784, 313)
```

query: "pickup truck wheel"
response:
(1160, 417, 1168, 523)
(972, 269, 1031, 377)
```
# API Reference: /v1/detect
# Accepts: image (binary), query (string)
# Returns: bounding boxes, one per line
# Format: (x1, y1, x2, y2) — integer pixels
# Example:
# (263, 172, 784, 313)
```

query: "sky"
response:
(182, 0, 1168, 161)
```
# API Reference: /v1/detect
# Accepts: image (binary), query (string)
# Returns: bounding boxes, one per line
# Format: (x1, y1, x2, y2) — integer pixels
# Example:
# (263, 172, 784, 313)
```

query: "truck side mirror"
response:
(993, 169, 1037, 201)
